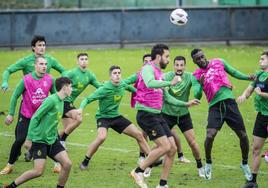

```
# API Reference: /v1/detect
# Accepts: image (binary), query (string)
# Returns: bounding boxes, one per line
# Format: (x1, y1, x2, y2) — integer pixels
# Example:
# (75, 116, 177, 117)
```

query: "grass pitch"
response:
(0, 45, 267, 188)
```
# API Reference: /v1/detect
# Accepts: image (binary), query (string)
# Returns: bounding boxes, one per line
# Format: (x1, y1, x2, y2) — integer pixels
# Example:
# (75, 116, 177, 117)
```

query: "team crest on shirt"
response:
(37, 150, 42, 156)
(151, 130, 157, 137)
(114, 95, 122, 102)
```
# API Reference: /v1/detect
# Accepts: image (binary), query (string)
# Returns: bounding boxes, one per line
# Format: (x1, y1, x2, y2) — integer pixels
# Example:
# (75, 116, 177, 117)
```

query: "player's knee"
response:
(170, 143, 177, 155)
(62, 159, 72, 170)
(33, 169, 44, 177)
(97, 135, 107, 143)
(160, 141, 171, 154)
(135, 131, 144, 141)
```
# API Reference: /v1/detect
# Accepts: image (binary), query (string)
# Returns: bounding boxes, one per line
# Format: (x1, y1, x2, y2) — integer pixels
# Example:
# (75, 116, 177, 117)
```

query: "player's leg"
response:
(1, 114, 30, 174)
(80, 126, 108, 170)
(157, 136, 177, 187)
(60, 109, 82, 144)
(225, 99, 251, 180)
(4, 142, 48, 187)
(122, 123, 150, 156)
(50, 140, 72, 187)
(178, 113, 203, 176)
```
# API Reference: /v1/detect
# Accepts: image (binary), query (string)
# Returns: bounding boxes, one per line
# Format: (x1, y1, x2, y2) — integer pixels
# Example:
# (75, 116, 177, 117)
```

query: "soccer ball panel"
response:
(170, 8, 188, 26)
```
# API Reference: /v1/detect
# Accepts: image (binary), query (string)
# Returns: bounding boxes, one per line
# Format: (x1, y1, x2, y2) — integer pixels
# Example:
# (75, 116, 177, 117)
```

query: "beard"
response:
(159, 58, 168, 69)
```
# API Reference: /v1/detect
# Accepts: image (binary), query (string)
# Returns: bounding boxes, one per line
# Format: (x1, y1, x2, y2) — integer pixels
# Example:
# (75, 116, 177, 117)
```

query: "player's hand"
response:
(5, 115, 13, 125)
(1, 82, 8, 92)
(186, 99, 200, 107)
(170, 75, 181, 86)
(254, 87, 262, 95)
(198, 75, 205, 86)
(237, 95, 246, 104)
(248, 74, 256, 81)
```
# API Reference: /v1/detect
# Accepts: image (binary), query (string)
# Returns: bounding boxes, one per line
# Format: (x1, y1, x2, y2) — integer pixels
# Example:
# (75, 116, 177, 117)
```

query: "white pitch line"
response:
(0, 132, 133, 153)
(1, 131, 268, 174)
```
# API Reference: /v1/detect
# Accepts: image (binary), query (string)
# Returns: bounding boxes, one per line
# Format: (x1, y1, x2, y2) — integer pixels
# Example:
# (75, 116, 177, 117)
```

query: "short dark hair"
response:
(109, 65, 121, 74)
(55, 77, 72, 92)
(174, 56, 186, 64)
(31, 35, 46, 47)
(191, 48, 202, 58)
(151, 44, 169, 60)
(77, 53, 88, 59)
(142, 54, 151, 62)
(261, 51, 268, 57)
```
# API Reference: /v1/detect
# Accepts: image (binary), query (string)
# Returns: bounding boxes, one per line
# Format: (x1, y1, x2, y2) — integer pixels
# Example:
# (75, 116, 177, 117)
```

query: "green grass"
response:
(0, 45, 267, 187)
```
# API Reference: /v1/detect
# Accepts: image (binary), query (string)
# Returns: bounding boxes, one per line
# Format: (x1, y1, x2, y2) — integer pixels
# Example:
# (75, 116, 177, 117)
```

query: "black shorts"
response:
(15, 113, 31, 143)
(63, 101, 76, 118)
(136, 110, 172, 141)
(207, 99, 245, 131)
(253, 113, 268, 138)
(96, 115, 132, 134)
(162, 113, 193, 133)
(31, 139, 65, 161)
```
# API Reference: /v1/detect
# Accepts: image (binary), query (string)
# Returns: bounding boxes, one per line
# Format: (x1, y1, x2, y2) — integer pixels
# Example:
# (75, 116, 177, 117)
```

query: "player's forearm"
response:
(164, 90, 187, 107)
(223, 61, 249, 80)
(2, 70, 10, 84)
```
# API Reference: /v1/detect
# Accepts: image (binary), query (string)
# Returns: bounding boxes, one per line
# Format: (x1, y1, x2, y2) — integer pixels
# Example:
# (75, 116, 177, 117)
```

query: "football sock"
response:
(196, 159, 203, 168)
(61, 133, 69, 141)
(159, 179, 167, 186)
(251, 173, 257, 183)
(82, 156, 91, 166)
(178, 152, 183, 158)
(139, 152, 146, 157)
(242, 158, 248, 165)
(135, 167, 144, 173)
(206, 158, 212, 164)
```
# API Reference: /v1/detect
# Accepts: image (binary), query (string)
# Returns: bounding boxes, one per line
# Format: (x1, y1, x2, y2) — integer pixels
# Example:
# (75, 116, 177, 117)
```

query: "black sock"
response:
(139, 152, 146, 157)
(82, 156, 91, 166)
(7, 182, 17, 188)
(196, 159, 203, 168)
(242, 158, 248, 165)
(206, 158, 212, 164)
(159, 179, 167, 186)
(135, 167, 144, 173)
(251, 173, 257, 183)
(61, 133, 69, 141)
(178, 152, 183, 158)
(57, 185, 64, 188)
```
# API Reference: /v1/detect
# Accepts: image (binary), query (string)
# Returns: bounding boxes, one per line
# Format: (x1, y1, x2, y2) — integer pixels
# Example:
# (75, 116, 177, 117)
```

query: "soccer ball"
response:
(170, 8, 188, 26)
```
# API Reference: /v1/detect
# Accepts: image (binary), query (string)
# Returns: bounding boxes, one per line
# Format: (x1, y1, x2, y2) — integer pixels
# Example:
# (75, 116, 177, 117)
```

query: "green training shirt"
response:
(251, 71, 268, 115)
(62, 67, 101, 103)
(2, 53, 65, 86)
(8, 72, 55, 116)
(162, 71, 202, 116)
(27, 94, 63, 145)
(80, 80, 135, 119)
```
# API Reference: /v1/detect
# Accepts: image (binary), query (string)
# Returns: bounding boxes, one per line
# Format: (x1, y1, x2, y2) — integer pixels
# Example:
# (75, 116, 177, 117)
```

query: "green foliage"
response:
(0, 45, 267, 187)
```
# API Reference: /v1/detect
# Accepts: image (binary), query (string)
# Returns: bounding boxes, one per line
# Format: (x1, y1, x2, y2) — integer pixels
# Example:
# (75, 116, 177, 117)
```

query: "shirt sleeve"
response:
(191, 74, 203, 100)
(9, 79, 25, 116)
(142, 65, 171, 88)
(79, 87, 105, 109)
(50, 78, 56, 94)
(163, 88, 187, 107)
(125, 84, 137, 93)
(90, 73, 102, 88)
(27, 97, 54, 132)
(222, 59, 249, 80)
(2, 59, 25, 84)
(123, 73, 138, 85)
(51, 57, 65, 74)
